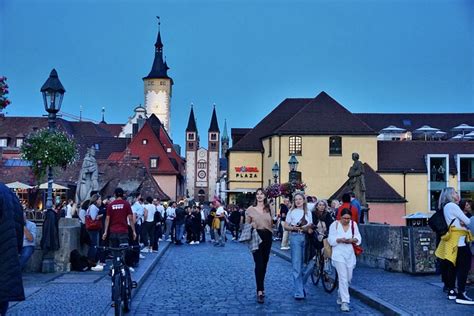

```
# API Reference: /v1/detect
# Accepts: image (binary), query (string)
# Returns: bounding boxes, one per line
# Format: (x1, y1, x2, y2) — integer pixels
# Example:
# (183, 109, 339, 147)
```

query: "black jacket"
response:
(41, 209, 60, 253)
(0, 182, 25, 302)
(175, 207, 186, 225)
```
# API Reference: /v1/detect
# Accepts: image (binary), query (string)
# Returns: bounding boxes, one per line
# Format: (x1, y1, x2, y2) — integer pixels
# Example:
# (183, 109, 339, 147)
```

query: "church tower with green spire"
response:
(221, 119, 229, 157)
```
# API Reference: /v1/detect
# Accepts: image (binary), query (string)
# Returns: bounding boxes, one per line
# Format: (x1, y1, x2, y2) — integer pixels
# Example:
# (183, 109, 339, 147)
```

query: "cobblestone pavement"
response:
(131, 240, 381, 315)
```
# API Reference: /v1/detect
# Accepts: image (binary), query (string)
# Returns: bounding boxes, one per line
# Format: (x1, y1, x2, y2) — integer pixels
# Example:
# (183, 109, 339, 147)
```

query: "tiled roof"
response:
(377, 141, 474, 174)
(356, 113, 474, 135)
(330, 163, 406, 203)
(230, 98, 311, 151)
(0, 117, 48, 139)
(275, 92, 377, 135)
(74, 136, 128, 160)
(231, 128, 252, 147)
(98, 123, 123, 137)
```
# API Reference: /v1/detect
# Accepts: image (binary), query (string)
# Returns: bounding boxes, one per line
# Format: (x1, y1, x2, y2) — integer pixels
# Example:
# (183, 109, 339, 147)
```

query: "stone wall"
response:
(24, 218, 82, 273)
(358, 224, 437, 273)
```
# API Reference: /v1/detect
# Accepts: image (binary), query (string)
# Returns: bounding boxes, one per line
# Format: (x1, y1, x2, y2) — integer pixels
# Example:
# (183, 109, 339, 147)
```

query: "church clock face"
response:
(199, 151, 206, 158)
(198, 170, 206, 179)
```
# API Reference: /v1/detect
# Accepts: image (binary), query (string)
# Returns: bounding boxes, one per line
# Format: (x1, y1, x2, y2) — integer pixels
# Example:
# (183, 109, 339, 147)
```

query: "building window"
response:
(210, 133, 217, 141)
(94, 143, 100, 150)
(142, 139, 148, 145)
(0, 138, 7, 147)
(427, 154, 449, 211)
(289, 136, 302, 155)
(329, 136, 342, 156)
(268, 137, 272, 157)
(210, 142, 216, 150)
(458, 155, 474, 200)
(150, 158, 158, 168)
(16, 138, 24, 147)
(198, 160, 207, 169)
(187, 133, 195, 141)
(188, 142, 194, 150)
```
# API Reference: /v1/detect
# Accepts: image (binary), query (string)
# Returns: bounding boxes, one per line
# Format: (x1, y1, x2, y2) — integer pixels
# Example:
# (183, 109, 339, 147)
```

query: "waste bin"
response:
(402, 226, 437, 274)
(404, 212, 430, 227)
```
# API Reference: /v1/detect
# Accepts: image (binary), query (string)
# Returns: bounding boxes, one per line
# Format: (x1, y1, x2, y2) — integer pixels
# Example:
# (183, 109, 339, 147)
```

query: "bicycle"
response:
(311, 244, 338, 293)
(98, 244, 138, 316)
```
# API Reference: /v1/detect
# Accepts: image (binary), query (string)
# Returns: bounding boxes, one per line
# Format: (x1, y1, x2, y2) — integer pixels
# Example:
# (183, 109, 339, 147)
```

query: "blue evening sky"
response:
(1, 0, 473, 149)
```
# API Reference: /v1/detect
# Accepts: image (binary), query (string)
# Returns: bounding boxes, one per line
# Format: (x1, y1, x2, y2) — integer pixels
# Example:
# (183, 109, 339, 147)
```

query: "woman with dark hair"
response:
(328, 208, 362, 312)
(460, 199, 473, 218)
(283, 192, 313, 300)
(245, 188, 273, 304)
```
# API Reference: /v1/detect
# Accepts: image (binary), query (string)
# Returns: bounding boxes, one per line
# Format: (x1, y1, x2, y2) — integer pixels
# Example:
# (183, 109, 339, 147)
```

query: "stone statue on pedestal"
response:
(75, 146, 99, 205)
(348, 152, 367, 207)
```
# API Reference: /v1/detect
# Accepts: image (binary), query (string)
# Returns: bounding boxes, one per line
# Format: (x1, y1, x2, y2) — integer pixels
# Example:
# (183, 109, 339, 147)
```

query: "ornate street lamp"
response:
(40, 69, 65, 212)
(288, 155, 301, 199)
(272, 162, 280, 184)
(288, 155, 299, 172)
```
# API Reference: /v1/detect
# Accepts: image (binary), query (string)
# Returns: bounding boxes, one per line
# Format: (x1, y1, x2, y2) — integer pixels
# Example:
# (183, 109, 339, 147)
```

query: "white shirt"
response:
(285, 208, 313, 226)
(216, 206, 226, 217)
(444, 202, 471, 246)
(328, 220, 361, 267)
(132, 201, 145, 225)
(144, 204, 156, 222)
(23, 220, 37, 247)
(78, 208, 86, 224)
(66, 204, 73, 218)
(307, 202, 316, 213)
(156, 204, 165, 217)
(88, 204, 100, 220)
(166, 207, 176, 220)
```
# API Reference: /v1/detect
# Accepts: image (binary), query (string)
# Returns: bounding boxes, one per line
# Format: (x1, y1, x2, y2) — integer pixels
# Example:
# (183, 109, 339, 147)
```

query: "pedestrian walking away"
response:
(328, 208, 362, 312)
(283, 192, 314, 300)
(246, 188, 273, 304)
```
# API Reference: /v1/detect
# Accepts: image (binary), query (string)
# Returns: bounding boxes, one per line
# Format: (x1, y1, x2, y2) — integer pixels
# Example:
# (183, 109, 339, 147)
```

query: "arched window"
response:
(289, 136, 302, 155)
(329, 136, 342, 155)
(198, 160, 207, 169)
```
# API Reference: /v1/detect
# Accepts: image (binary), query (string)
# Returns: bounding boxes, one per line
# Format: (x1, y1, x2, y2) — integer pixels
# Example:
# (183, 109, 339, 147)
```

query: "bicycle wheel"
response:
(113, 273, 123, 316)
(322, 258, 338, 293)
(123, 269, 132, 313)
(311, 252, 322, 286)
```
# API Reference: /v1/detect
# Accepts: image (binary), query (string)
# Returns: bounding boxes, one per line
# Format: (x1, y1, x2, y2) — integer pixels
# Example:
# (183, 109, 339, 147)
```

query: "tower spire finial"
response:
(101, 106, 106, 123)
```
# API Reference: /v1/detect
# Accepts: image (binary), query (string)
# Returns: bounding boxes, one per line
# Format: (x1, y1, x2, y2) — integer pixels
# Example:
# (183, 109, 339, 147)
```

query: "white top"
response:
(156, 204, 165, 217)
(166, 207, 176, 220)
(132, 201, 145, 225)
(285, 208, 313, 226)
(66, 204, 73, 218)
(328, 220, 362, 267)
(78, 208, 86, 224)
(444, 202, 471, 246)
(216, 206, 226, 217)
(307, 202, 316, 213)
(144, 204, 156, 222)
(88, 204, 100, 220)
(23, 220, 37, 247)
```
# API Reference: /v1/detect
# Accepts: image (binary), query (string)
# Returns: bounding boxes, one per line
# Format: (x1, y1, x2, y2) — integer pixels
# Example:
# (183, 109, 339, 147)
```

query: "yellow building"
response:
(227, 91, 474, 224)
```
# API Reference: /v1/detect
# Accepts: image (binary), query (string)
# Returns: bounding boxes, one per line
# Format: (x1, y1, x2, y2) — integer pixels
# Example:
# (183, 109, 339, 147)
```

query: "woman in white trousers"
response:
(328, 208, 362, 312)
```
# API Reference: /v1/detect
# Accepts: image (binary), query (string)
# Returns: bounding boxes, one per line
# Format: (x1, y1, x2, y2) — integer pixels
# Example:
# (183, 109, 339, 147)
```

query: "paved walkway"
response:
(272, 240, 474, 315)
(8, 243, 170, 316)
(130, 240, 380, 315)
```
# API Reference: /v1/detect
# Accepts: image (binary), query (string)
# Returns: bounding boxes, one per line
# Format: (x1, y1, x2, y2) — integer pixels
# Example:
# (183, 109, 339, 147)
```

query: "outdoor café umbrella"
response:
(465, 131, 474, 139)
(450, 134, 465, 141)
(38, 182, 69, 190)
(451, 124, 474, 137)
(6, 181, 33, 190)
(414, 125, 440, 141)
(433, 130, 447, 140)
(379, 125, 407, 134)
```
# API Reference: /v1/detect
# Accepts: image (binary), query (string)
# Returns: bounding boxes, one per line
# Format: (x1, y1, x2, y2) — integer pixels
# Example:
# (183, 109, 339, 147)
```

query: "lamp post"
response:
(288, 155, 301, 199)
(272, 162, 280, 184)
(41, 69, 65, 212)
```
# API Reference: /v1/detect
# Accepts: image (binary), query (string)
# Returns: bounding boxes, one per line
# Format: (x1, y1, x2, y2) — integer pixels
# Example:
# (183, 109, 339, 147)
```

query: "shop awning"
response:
(6, 181, 33, 190)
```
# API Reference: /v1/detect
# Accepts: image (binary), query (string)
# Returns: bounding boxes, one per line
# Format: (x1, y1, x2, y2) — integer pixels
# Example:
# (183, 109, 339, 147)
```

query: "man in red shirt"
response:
(336, 193, 359, 223)
(102, 188, 136, 246)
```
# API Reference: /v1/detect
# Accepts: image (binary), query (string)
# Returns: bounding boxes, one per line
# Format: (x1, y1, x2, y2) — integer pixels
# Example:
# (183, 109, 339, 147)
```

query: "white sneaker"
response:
(140, 248, 149, 253)
(456, 292, 474, 305)
(336, 298, 342, 305)
(166, 239, 171, 242)
(128, 267, 135, 273)
(139, 254, 146, 259)
(91, 265, 104, 272)
(195, 241, 200, 245)
(341, 302, 350, 312)
(281, 246, 290, 250)
(158, 238, 163, 241)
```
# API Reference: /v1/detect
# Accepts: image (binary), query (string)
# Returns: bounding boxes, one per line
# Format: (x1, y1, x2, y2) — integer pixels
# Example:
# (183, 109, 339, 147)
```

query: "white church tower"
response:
(143, 17, 173, 133)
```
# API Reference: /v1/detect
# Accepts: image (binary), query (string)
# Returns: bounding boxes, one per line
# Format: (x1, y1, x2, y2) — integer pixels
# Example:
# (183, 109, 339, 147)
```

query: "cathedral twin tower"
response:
(143, 18, 228, 201)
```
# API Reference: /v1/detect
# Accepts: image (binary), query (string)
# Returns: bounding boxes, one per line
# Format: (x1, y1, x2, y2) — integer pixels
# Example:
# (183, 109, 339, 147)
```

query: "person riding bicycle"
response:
(102, 187, 137, 247)
(312, 200, 334, 250)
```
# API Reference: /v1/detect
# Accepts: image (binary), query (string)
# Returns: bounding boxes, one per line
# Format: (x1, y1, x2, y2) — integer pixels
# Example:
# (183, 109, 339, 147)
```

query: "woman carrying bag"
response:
(283, 192, 313, 300)
(328, 208, 362, 312)
(245, 188, 273, 304)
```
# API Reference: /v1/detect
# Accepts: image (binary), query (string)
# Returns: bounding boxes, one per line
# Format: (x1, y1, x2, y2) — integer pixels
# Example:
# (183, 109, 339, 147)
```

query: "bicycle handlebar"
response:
(95, 244, 140, 251)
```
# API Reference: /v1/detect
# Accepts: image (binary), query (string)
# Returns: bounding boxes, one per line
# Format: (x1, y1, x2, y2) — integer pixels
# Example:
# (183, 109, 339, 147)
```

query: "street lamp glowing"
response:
(288, 155, 299, 172)
(41, 69, 65, 114)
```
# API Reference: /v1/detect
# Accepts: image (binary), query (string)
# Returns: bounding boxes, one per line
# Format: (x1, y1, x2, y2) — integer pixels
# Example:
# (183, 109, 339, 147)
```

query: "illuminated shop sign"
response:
(234, 166, 259, 178)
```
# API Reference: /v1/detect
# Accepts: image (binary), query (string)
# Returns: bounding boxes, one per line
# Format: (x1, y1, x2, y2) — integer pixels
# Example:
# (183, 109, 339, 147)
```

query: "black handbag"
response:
(428, 209, 455, 236)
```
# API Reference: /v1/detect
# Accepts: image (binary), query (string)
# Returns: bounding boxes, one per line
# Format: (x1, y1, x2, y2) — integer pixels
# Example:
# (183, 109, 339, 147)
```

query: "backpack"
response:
(154, 210, 163, 223)
(428, 208, 455, 236)
(70, 249, 90, 272)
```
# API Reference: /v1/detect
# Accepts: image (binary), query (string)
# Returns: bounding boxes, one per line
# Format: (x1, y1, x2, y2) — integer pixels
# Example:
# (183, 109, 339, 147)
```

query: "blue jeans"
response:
(19, 246, 35, 269)
(175, 224, 185, 243)
(87, 230, 100, 261)
(290, 233, 315, 298)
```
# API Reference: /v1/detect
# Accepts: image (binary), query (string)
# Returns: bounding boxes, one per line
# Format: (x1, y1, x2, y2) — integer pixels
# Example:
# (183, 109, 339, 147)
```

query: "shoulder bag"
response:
(85, 206, 102, 231)
(351, 220, 363, 256)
